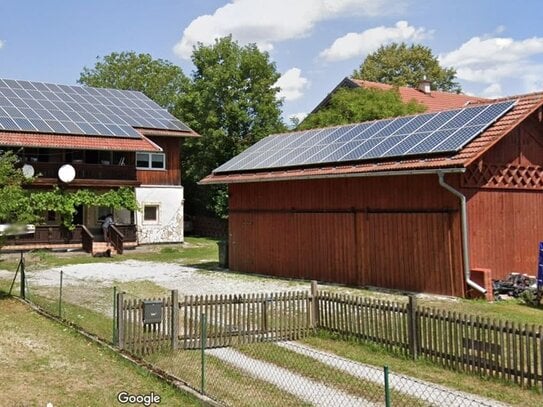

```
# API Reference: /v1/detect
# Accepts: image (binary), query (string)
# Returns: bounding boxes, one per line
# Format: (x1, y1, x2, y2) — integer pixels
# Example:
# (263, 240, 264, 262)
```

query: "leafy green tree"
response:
(79, 52, 188, 111)
(299, 87, 426, 130)
(353, 43, 461, 93)
(0, 151, 35, 225)
(180, 36, 285, 217)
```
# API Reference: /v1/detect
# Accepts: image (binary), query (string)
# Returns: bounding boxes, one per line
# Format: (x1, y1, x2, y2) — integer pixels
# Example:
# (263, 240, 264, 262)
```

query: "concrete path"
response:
(278, 342, 510, 407)
(206, 347, 379, 407)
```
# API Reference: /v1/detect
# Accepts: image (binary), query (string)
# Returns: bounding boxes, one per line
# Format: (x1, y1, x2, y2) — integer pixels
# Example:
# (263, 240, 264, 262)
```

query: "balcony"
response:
(28, 161, 139, 187)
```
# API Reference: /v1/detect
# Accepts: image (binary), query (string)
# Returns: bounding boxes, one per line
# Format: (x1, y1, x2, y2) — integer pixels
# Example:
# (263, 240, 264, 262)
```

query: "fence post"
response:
(407, 295, 418, 359)
(384, 366, 391, 407)
(201, 313, 207, 394)
(171, 290, 179, 350)
(310, 280, 319, 329)
(20, 253, 26, 300)
(117, 292, 125, 349)
(58, 270, 63, 318)
(112, 286, 117, 344)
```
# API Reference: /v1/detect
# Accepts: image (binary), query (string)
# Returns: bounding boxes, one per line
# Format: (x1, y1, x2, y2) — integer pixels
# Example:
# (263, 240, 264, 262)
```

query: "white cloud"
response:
(275, 68, 310, 101)
(173, 0, 401, 59)
(481, 83, 503, 98)
(319, 21, 430, 62)
(0, 40, 4, 49)
(440, 35, 543, 94)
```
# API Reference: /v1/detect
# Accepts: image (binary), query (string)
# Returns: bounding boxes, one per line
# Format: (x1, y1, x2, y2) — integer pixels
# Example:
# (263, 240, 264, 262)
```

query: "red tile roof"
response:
(350, 79, 488, 112)
(200, 92, 543, 185)
(0, 131, 161, 152)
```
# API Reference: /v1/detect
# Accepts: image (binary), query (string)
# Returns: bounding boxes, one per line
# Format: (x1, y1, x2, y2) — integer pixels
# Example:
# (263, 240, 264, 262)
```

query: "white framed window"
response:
(143, 205, 159, 223)
(136, 152, 165, 170)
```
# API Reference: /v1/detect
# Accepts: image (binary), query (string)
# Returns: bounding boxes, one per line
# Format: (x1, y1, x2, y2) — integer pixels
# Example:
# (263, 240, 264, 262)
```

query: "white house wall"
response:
(135, 186, 184, 244)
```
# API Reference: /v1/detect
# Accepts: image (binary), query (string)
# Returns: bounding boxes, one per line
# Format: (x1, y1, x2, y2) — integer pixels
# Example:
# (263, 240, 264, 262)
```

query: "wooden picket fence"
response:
(116, 291, 178, 355)
(182, 291, 312, 349)
(317, 291, 543, 389)
(115, 284, 543, 389)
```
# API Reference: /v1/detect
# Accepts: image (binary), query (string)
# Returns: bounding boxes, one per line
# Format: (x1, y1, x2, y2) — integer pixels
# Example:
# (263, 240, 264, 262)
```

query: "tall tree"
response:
(0, 151, 34, 226)
(180, 36, 285, 217)
(298, 87, 426, 130)
(353, 43, 461, 93)
(79, 52, 188, 111)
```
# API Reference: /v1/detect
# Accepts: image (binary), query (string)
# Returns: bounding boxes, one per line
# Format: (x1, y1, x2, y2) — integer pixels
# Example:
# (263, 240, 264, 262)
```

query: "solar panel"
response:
(0, 78, 191, 138)
(214, 100, 516, 174)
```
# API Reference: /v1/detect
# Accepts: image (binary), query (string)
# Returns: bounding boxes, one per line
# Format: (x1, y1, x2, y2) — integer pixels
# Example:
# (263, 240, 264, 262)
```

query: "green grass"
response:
(148, 348, 308, 406)
(236, 342, 425, 406)
(302, 330, 543, 407)
(0, 296, 204, 407)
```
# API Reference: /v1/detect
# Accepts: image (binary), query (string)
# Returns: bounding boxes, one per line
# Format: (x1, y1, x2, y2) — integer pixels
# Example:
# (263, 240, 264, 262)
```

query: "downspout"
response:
(437, 171, 486, 294)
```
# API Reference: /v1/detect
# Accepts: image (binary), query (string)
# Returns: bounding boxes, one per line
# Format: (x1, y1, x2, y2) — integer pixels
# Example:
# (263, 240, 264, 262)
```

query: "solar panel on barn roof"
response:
(0, 78, 191, 138)
(214, 100, 516, 173)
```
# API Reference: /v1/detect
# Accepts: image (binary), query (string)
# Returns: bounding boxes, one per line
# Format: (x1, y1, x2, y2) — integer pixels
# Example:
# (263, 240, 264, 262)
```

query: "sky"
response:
(1, 0, 542, 124)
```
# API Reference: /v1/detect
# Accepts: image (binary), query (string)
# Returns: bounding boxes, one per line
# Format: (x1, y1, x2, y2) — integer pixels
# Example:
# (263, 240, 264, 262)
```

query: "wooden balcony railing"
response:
(29, 162, 136, 181)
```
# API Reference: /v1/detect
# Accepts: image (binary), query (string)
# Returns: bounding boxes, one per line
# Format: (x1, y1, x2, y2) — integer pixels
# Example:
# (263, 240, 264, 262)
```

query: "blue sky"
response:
(1, 0, 542, 123)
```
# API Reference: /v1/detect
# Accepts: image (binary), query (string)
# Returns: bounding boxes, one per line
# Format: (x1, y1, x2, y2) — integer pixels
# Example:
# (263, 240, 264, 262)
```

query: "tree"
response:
(298, 87, 426, 130)
(180, 36, 285, 217)
(353, 43, 461, 93)
(79, 52, 188, 111)
(0, 151, 35, 226)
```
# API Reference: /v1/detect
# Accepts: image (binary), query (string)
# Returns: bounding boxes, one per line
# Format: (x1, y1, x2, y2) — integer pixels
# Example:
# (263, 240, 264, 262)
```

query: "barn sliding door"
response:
(363, 212, 457, 295)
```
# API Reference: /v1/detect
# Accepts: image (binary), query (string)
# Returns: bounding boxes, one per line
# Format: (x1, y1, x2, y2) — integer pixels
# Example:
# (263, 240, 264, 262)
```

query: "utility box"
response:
(142, 300, 162, 324)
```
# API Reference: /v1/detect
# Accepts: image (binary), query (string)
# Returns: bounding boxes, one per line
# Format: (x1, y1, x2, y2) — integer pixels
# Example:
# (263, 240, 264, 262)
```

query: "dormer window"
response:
(136, 152, 165, 170)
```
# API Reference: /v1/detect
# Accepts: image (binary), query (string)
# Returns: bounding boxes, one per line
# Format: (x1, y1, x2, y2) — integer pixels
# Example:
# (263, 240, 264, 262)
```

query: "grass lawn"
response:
(301, 331, 543, 407)
(0, 236, 220, 271)
(0, 295, 204, 407)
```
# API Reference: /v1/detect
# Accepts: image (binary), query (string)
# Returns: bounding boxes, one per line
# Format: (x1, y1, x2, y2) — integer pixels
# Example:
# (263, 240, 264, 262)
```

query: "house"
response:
(308, 77, 488, 116)
(201, 91, 543, 298)
(0, 78, 198, 253)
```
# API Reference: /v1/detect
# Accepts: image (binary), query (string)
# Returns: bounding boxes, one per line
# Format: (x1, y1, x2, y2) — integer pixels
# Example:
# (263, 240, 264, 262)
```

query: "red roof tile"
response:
(0, 131, 161, 152)
(200, 92, 543, 185)
(350, 79, 488, 112)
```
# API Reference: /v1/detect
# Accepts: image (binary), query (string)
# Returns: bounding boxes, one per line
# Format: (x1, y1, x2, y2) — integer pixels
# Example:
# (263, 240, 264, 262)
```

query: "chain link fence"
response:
(5, 255, 117, 343)
(2, 259, 511, 406)
(145, 314, 506, 407)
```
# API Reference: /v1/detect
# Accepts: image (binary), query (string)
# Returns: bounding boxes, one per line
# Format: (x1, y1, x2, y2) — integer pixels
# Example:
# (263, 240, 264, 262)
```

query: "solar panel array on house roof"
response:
(0, 78, 191, 138)
(214, 100, 515, 173)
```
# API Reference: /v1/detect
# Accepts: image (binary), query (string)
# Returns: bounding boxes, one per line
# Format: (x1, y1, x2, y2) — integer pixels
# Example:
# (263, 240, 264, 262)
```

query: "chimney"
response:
(418, 76, 431, 94)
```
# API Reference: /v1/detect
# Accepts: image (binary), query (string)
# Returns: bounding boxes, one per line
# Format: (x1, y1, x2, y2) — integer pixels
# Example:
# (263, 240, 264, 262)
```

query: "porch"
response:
(2, 224, 138, 254)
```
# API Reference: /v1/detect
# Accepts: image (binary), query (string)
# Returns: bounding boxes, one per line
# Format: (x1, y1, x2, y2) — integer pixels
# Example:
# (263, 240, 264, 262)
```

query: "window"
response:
(143, 205, 159, 223)
(136, 152, 165, 170)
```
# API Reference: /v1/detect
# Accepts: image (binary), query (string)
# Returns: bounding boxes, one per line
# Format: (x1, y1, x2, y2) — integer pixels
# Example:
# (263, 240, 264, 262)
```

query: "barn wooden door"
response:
(363, 211, 457, 295)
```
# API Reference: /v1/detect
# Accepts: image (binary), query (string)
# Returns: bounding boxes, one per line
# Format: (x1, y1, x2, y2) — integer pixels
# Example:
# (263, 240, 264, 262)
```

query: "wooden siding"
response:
(464, 117, 543, 280)
(229, 175, 465, 296)
(467, 189, 543, 280)
(136, 136, 181, 185)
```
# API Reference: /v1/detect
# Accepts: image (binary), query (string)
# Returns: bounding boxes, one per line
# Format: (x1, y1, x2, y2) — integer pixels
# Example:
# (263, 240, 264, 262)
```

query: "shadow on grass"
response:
(184, 261, 221, 271)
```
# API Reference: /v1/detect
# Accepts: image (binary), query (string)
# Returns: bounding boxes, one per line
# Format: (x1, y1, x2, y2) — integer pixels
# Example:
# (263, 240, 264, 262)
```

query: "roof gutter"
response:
(437, 171, 486, 294)
(202, 167, 465, 185)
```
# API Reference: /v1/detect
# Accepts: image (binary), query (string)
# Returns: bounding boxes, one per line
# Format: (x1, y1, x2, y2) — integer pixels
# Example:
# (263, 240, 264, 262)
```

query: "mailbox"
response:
(142, 300, 162, 324)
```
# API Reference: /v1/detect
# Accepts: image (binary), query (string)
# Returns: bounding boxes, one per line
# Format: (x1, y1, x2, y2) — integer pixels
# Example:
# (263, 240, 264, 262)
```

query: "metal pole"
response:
(58, 270, 63, 318)
(20, 252, 26, 300)
(201, 313, 207, 394)
(112, 286, 117, 344)
(384, 365, 391, 407)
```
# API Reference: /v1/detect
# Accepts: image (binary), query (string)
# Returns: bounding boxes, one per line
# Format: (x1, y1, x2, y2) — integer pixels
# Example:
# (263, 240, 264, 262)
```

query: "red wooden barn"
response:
(201, 92, 543, 298)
